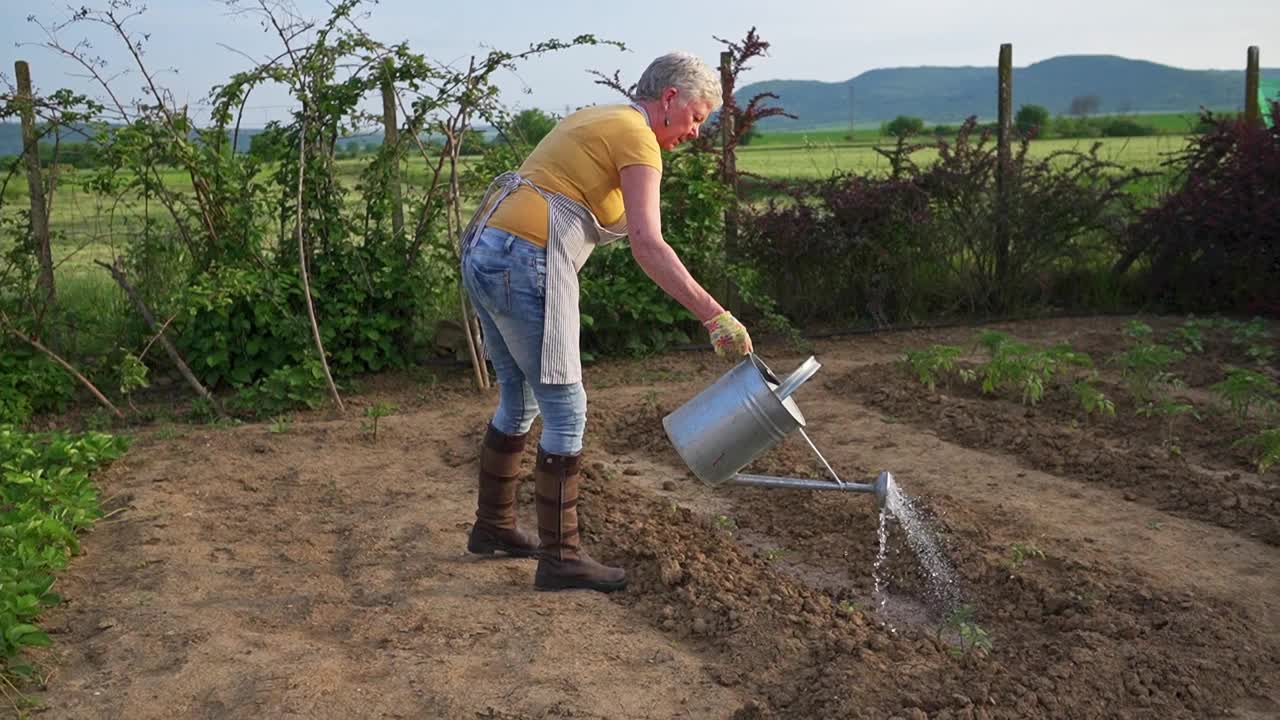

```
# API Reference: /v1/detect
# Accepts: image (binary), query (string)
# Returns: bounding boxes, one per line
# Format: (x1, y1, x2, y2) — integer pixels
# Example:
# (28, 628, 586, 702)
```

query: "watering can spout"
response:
(728, 470, 894, 508)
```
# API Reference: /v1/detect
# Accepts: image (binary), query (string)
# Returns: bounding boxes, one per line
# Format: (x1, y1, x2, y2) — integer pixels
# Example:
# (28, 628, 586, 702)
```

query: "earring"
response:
(663, 114, 670, 127)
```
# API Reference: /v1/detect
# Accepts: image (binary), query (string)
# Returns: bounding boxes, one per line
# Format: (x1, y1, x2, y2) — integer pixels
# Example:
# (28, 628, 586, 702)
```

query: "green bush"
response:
(0, 346, 76, 426)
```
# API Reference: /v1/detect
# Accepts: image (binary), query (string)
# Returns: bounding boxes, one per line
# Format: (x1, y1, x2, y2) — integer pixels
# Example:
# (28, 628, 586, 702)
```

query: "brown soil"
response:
(23, 316, 1280, 719)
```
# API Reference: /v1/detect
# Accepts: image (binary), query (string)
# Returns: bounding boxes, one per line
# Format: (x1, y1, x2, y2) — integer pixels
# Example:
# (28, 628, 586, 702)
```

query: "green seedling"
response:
(1124, 320, 1154, 341)
(1167, 321, 1205, 354)
(762, 547, 788, 562)
(937, 605, 993, 657)
(1006, 543, 1045, 569)
(1211, 368, 1279, 424)
(1146, 520, 1163, 530)
(974, 330, 1013, 358)
(1072, 379, 1116, 419)
(904, 344, 964, 391)
(1109, 342, 1184, 403)
(119, 351, 149, 403)
(1233, 428, 1280, 474)
(361, 402, 396, 442)
(268, 416, 292, 434)
(978, 340, 1091, 406)
(837, 599, 862, 614)
(1136, 399, 1199, 448)
(714, 514, 738, 534)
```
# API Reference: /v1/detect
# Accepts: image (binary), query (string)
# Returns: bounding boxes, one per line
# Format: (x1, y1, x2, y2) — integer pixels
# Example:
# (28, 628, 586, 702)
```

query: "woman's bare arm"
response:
(620, 164, 724, 323)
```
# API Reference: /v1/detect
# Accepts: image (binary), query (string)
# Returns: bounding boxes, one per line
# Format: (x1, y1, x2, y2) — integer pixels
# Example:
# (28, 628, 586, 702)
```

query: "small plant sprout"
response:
(1211, 368, 1279, 424)
(837, 599, 862, 614)
(268, 416, 292, 434)
(762, 547, 788, 562)
(714, 514, 738, 534)
(361, 402, 396, 442)
(937, 605, 993, 657)
(904, 345, 964, 391)
(1233, 429, 1280, 474)
(1072, 378, 1116, 419)
(1136, 399, 1200, 449)
(119, 351, 149, 412)
(1124, 320, 1153, 341)
(1110, 342, 1184, 403)
(1006, 543, 1045, 569)
(974, 330, 1012, 358)
(1167, 320, 1205, 354)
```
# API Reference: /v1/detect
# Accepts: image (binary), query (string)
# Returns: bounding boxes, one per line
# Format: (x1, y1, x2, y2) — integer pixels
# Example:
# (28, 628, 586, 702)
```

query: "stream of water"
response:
(872, 474, 963, 626)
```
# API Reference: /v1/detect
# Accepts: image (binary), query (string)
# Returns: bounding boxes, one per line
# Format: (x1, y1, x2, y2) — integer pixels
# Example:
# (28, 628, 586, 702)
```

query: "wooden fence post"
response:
(719, 51, 737, 249)
(380, 59, 405, 240)
(1245, 46, 1261, 125)
(995, 44, 1013, 307)
(14, 60, 55, 314)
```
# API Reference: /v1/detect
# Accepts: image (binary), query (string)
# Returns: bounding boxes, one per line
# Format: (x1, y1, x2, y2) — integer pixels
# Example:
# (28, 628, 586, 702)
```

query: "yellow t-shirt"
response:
(486, 104, 662, 247)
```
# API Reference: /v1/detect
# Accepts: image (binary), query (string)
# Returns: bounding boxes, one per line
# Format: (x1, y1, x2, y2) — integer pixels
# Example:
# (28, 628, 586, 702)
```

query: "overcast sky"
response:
(3, 0, 1275, 126)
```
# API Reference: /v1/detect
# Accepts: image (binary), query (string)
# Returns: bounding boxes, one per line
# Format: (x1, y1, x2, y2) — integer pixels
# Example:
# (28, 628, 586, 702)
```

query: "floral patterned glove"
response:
(703, 311, 753, 357)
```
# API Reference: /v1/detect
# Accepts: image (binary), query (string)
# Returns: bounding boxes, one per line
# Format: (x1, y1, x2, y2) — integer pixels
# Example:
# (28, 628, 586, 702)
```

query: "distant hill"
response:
(738, 55, 1280, 130)
(3, 55, 1277, 151)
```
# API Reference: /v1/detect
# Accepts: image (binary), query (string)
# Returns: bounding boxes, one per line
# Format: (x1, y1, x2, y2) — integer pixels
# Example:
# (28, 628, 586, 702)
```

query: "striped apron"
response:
(460, 172, 627, 385)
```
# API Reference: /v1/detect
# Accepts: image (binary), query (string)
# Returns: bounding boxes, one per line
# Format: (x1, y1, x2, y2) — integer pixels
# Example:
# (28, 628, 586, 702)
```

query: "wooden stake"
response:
(14, 60, 55, 314)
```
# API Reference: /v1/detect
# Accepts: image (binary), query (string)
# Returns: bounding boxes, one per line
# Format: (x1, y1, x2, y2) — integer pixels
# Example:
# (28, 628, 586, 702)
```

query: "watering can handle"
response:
(774, 356, 821, 400)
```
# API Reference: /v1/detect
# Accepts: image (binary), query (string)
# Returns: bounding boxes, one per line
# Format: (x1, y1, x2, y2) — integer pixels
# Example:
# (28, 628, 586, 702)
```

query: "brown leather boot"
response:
(466, 424, 539, 558)
(533, 447, 627, 592)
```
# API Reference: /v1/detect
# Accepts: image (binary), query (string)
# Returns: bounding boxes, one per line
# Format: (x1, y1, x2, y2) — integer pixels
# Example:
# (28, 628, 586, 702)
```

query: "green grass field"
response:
(735, 134, 1192, 178)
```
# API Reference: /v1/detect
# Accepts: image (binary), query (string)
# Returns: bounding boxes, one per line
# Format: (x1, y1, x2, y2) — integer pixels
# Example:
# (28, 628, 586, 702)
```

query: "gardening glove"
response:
(703, 311, 753, 357)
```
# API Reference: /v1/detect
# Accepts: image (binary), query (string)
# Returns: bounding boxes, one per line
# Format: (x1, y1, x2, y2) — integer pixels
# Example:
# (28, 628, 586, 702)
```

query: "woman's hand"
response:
(703, 311, 753, 356)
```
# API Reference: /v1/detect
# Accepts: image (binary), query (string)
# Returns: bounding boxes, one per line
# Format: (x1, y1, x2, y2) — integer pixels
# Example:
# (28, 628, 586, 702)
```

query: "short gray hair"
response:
(634, 51, 722, 108)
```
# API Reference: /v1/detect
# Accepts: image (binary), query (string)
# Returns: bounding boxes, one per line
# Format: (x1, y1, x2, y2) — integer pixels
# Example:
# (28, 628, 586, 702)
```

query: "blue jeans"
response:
(462, 227, 587, 455)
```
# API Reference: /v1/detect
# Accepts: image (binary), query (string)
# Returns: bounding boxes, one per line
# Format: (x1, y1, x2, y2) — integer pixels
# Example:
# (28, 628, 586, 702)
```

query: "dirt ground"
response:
(23, 316, 1280, 719)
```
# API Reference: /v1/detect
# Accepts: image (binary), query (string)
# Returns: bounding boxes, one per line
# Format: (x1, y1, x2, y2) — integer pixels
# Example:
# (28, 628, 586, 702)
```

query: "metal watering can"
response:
(662, 353, 892, 507)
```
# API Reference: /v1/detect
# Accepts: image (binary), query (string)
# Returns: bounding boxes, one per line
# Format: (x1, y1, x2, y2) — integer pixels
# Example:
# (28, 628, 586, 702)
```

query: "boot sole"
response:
(534, 575, 628, 593)
(467, 535, 540, 558)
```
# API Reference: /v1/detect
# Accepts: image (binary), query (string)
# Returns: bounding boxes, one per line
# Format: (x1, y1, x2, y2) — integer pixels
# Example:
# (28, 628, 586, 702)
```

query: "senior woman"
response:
(459, 51, 752, 593)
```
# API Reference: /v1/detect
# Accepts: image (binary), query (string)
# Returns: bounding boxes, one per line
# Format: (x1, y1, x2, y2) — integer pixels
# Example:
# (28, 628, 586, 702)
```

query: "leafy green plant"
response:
(977, 339, 1092, 406)
(937, 605, 993, 657)
(904, 345, 964, 391)
(1136, 399, 1200, 449)
(975, 330, 1012, 358)
(1072, 378, 1116, 418)
(268, 416, 292, 435)
(0, 347, 75, 426)
(1006, 542, 1046, 569)
(1109, 342, 1184, 403)
(714, 514, 738, 535)
(229, 358, 330, 418)
(0, 426, 128, 679)
(361, 402, 396, 442)
(1124, 320, 1154, 341)
(1211, 368, 1279, 423)
(1166, 320, 1205, 354)
(1233, 429, 1280, 474)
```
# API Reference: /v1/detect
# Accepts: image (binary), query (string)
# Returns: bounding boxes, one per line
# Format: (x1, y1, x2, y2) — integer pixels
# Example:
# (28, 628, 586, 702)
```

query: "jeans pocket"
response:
(466, 261, 510, 313)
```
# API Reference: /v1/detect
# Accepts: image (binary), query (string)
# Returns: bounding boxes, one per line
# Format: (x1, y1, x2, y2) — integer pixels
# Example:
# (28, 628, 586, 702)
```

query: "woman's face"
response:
(657, 89, 714, 150)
